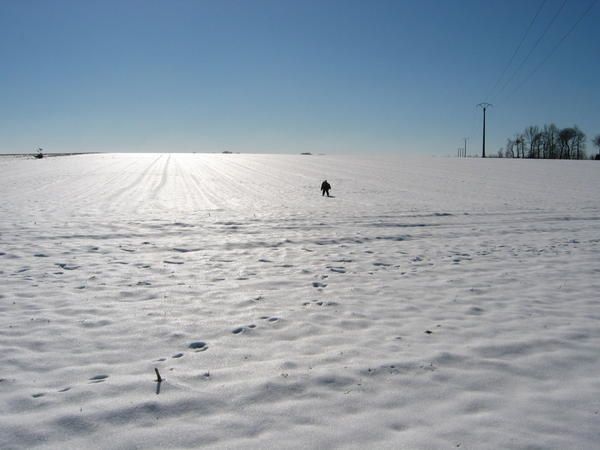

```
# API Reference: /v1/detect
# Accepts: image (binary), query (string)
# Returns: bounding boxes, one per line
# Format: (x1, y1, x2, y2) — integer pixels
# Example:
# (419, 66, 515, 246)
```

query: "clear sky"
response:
(1, 0, 599, 155)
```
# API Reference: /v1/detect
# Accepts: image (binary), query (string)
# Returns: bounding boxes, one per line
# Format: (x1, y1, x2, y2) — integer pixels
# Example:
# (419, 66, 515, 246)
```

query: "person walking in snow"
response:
(321, 180, 331, 197)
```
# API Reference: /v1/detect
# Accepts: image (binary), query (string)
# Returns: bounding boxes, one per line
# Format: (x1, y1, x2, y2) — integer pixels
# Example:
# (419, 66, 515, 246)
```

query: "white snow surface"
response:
(1, 153, 599, 449)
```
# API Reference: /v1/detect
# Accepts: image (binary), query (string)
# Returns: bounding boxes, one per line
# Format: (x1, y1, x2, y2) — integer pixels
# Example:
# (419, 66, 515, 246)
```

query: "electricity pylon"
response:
(477, 103, 492, 158)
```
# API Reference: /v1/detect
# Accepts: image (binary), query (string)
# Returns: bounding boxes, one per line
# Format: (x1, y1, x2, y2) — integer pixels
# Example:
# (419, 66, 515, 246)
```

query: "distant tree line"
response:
(497, 124, 600, 160)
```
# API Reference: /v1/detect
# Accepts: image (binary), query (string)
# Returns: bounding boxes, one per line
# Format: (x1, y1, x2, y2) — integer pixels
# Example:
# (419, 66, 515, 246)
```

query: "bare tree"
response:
(523, 126, 540, 158)
(505, 138, 515, 158)
(558, 128, 577, 159)
(544, 124, 559, 159)
(504, 124, 589, 160)
(593, 134, 600, 159)
(514, 134, 525, 158)
(572, 126, 586, 159)
(535, 132, 544, 158)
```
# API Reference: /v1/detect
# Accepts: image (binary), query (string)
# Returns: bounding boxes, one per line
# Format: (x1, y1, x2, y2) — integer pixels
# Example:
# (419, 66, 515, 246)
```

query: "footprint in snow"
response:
(312, 282, 327, 288)
(232, 324, 257, 334)
(56, 263, 79, 270)
(189, 341, 208, 351)
(172, 353, 184, 358)
(260, 316, 280, 323)
(467, 306, 484, 315)
(303, 300, 338, 307)
(173, 248, 197, 253)
(89, 374, 109, 383)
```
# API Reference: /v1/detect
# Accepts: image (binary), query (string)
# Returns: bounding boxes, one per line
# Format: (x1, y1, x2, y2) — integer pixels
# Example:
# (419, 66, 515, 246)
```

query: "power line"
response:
(492, 0, 568, 103)
(486, 0, 547, 101)
(505, 0, 598, 100)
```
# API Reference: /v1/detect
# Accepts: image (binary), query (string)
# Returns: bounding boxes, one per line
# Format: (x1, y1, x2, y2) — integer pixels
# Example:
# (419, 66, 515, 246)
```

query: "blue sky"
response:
(1, 0, 599, 155)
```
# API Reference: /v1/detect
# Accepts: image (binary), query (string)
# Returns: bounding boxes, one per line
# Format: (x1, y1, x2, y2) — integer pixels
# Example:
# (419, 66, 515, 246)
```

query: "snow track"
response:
(1, 153, 599, 449)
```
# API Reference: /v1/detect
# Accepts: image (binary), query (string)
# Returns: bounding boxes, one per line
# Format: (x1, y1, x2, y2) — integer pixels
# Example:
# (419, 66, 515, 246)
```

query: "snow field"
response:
(1, 153, 599, 449)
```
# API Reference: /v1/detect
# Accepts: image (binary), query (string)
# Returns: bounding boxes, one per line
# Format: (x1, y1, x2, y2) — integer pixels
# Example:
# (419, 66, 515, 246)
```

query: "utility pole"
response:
(477, 103, 492, 158)
(463, 137, 469, 158)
